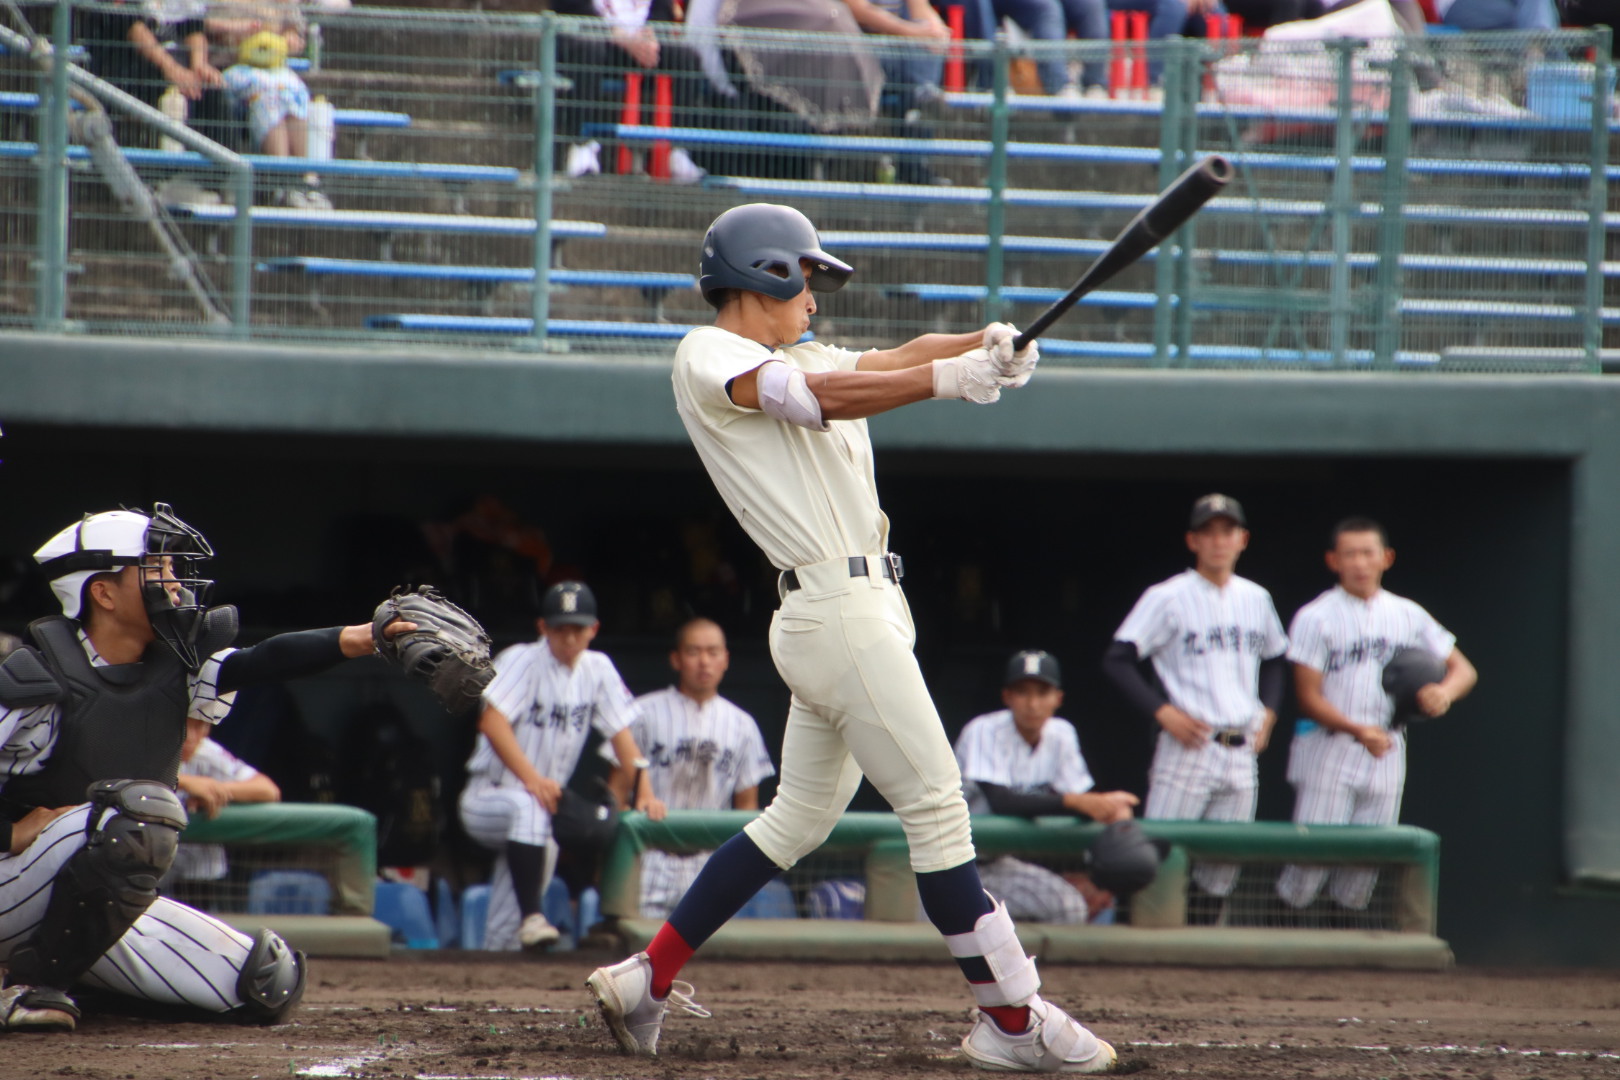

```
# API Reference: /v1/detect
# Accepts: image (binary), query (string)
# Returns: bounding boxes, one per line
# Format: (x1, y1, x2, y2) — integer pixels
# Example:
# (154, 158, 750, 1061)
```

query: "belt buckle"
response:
(883, 552, 904, 583)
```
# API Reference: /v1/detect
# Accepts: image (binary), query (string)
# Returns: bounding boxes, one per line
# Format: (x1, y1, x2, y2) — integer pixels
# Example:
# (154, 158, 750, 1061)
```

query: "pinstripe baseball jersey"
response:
(0, 629, 236, 783)
(1287, 586, 1455, 729)
(1114, 570, 1287, 730)
(467, 642, 638, 786)
(173, 738, 260, 882)
(954, 710, 1094, 815)
(630, 687, 774, 810)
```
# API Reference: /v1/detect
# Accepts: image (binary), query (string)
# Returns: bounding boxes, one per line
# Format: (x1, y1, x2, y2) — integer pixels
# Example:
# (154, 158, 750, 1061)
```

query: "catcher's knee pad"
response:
(5, 780, 184, 989)
(235, 928, 307, 1024)
(944, 895, 1041, 1008)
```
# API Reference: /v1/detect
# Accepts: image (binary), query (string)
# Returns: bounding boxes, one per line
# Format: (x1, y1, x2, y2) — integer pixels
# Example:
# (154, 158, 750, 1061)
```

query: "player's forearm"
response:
(478, 710, 546, 788)
(217, 627, 346, 692)
(979, 782, 1065, 818)
(858, 332, 981, 372)
(1439, 650, 1478, 701)
(1296, 685, 1357, 734)
(1258, 656, 1287, 713)
(1100, 641, 1168, 719)
(808, 365, 935, 420)
(228, 775, 281, 804)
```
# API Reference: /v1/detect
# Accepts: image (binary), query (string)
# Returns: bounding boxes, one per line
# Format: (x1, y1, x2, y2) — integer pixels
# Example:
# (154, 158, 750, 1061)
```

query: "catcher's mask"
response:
(35, 503, 216, 671)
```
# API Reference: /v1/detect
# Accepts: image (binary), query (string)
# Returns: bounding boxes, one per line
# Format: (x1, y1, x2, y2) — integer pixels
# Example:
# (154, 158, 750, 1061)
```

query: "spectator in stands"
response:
(1434, 0, 1559, 29)
(458, 581, 658, 951)
(168, 717, 282, 885)
(551, 0, 706, 181)
(1218, 0, 1324, 29)
(953, 651, 1139, 924)
(1055, 0, 1228, 99)
(840, 0, 953, 182)
(222, 31, 331, 208)
(628, 618, 775, 919)
(72, 0, 236, 148)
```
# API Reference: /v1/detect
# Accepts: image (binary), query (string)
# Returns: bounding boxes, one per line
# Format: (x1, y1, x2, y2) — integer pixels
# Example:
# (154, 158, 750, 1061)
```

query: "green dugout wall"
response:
(2, 333, 1619, 965)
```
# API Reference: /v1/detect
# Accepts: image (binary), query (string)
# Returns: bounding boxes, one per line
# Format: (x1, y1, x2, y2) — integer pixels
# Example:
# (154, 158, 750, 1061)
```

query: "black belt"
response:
(782, 554, 904, 593)
(1212, 730, 1247, 748)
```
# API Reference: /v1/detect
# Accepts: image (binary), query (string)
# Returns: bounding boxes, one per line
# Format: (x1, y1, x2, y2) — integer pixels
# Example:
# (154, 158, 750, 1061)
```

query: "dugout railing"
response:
(598, 811, 1452, 970)
(0, 3, 1612, 371)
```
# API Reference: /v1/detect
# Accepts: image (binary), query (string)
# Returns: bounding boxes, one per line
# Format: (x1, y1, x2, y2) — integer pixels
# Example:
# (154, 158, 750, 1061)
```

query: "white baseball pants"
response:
(1277, 729, 1406, 909)
(744, 556, 975, 874)
(1143, 731, 1260, 896)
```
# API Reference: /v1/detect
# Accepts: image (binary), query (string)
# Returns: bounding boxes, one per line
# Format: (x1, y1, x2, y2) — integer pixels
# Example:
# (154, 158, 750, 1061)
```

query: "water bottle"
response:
(876, 154, 896, 184)
(307, 94, 335, 161)
(159, 85, 187, 153)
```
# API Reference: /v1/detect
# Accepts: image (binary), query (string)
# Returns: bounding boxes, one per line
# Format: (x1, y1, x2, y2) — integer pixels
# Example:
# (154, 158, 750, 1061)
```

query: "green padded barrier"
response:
(183, 802, 378, 916)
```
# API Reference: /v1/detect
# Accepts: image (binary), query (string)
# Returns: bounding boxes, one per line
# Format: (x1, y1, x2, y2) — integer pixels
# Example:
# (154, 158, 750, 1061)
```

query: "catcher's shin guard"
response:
(5, 780, 184, 990)
(943, 895, 1041, 1008)
(235, 928, 307, 1024)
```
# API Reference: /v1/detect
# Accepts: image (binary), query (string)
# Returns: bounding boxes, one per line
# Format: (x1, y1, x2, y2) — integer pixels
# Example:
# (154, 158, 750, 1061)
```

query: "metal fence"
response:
(0, 3, 1612, 372)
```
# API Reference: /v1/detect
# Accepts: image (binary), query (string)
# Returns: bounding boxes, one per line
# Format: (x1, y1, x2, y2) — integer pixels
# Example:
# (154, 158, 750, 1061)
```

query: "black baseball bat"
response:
(1012, 154, 1234, 351)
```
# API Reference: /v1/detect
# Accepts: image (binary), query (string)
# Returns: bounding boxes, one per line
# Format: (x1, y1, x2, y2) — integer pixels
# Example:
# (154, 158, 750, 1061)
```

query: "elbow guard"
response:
(757, 361, 828, 431)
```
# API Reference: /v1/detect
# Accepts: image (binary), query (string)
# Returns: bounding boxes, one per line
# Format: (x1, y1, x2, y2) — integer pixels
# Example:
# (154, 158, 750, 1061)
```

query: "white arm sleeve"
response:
(757, 360, 829, 432)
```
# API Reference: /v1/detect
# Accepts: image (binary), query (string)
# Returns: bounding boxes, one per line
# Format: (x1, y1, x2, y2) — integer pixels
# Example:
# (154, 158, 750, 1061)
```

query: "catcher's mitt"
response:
(372, 585, 493, 716)
(1083, 820, 1165, 898)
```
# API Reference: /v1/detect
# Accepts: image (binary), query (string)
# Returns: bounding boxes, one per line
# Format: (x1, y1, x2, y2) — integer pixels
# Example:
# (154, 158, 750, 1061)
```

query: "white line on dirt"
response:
(1127, 1039, 1619, 1060)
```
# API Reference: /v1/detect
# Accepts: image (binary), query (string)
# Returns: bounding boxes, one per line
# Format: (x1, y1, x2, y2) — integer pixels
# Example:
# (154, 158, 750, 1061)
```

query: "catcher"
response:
(0, 503, 482, 1032)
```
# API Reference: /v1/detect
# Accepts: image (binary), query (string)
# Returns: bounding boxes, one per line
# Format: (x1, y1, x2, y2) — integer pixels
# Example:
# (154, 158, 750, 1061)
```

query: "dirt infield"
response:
(11, 954, 1619, 1079)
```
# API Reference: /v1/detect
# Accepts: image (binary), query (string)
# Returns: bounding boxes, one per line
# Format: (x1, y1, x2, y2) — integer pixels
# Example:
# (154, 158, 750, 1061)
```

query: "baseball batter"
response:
(1101, 494, 1287, 901)
(1276, 517, 1476, 911)
(459, 581, 656, 951)
(0, 504, 413, 1032)
(587, 203, 1117, 1074)
(630, 618, 773, 918)
(955, 650, 1138, 925)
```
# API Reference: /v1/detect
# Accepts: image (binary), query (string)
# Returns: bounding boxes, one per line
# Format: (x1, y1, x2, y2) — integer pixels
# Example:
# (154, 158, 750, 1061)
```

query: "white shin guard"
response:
(944, 895, 1041, 1008)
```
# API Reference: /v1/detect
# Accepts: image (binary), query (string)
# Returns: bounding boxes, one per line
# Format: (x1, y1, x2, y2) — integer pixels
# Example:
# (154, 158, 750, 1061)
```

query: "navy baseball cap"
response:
(1004, 650, 1062, 689)
(1189, 493, 1246, 530)
(540, 581, 598, 626)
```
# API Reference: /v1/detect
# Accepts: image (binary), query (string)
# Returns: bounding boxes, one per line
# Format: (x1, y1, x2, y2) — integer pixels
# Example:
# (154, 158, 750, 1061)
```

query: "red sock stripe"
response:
(645, 923, 695, 1000)
(980, 1002, 1032, 1034)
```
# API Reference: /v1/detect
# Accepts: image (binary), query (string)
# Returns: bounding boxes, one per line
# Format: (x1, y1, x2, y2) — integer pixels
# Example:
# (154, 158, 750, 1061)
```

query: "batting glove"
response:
(932, 350, 1001, 404)
(983, 322, 1039, 388)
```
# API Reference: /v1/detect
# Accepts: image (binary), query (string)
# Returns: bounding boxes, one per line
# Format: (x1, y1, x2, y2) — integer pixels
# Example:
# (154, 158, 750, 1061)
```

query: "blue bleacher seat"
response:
(374, 881, 438, 949)
(247, 869, 331, 915)
(364, 315, 696, 337)
(433, 877, 459, 949)
(735, 879, 797, 919)
(0, 142, 516, 183)
(169, 204, 605, 239)
(459, 884, 491, 950)
(258, 257, 694, 292)
(0, 93, 408, 129)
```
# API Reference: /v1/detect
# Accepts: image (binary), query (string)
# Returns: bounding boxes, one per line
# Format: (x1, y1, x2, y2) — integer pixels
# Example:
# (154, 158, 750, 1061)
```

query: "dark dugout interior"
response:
(0, 425, 1571, 962)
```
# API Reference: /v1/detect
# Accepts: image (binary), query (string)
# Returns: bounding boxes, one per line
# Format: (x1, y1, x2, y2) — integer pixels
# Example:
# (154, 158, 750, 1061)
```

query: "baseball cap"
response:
(1004, 649, 1062, 689)
(540, 581, 598, 627)
(1189, 493, 1246, 530)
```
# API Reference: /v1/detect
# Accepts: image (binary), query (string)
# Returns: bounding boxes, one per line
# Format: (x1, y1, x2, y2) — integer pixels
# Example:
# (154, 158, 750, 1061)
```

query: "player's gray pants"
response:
(745, 559, 974, 874)
(1144, 731, 1259, 896)
(1277, 729, 1406, 909)
(977, 856, 1088, 925)
(0, 805, 255, 1012)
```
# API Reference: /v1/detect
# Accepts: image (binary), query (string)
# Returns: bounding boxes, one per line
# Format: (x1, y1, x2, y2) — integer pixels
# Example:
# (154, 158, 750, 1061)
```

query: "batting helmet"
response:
(1381, 646, 1447, 728)
(698, 203, 853, 308)
(1083, 820, 1165, 899)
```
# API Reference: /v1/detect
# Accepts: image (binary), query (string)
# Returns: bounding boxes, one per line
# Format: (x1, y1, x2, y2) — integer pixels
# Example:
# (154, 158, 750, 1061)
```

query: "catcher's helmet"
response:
(35, 503, 216, 670)
(1083, 820, 1166, 898)
(1381, 646, 1447, 728)
(698, 203, 853, 308)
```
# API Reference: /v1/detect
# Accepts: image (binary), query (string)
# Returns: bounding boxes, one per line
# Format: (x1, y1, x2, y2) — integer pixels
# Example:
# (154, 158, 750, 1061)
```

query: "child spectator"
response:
(222, 30, 330, 208)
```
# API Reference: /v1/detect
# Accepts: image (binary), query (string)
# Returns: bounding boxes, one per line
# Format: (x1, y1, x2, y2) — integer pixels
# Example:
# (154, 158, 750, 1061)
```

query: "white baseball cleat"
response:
(961, 995, 1117, 1073)
(518, 912, 560, 948)
(0, 985, 79, 1032)
(586, 952, 710, 1056)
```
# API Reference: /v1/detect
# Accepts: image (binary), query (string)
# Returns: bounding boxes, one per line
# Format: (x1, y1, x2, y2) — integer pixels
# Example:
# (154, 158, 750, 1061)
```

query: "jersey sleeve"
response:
(187, 648, 238, 725)
(589, 658, 639, 739)
(0, 703, 59, 782)
(181, 738, 258, 783)
(1050, 722, 1095, 795)
(954, 716, 1011, 786)
(1261, 592, 1289, 659)
(1286, 604, 1330, 671)
(734, 715, 775, 790)
(674, 328, 777, 422)
(482, 652, 533, 721)
(1114, 585, 1177, 658)
(1414, 605, 1458, 658)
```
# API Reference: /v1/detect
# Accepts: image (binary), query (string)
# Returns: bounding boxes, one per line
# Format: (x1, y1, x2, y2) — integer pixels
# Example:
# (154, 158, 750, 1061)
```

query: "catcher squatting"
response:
(584, 203, 1162, 1075)
(0, 505, 489, 1032)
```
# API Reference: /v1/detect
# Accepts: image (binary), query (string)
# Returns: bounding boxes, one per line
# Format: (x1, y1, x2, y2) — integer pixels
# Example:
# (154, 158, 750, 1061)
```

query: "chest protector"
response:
(1, 609, 237, 811)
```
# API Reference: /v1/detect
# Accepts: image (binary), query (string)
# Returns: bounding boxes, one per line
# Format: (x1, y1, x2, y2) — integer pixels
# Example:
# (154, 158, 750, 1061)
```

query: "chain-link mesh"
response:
(165, 842, 342, 917)
(0, 4, 1611, 370)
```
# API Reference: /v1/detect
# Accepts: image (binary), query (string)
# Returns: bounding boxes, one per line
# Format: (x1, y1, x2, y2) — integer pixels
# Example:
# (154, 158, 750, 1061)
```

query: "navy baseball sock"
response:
(505, 841, 547, 918)
(918, 860, 1030, 1034)
(648, 832, 781, 996)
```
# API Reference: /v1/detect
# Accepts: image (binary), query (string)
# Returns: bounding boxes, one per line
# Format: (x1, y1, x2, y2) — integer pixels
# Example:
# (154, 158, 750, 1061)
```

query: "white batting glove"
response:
(983, 322, 1040, 388)
(931, 350, 1001, 404)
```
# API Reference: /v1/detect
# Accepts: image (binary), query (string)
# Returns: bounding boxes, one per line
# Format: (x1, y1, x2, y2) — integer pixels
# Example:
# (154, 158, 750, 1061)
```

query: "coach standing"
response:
(587, 203, 1120, 1074)
(1101, 494, 1287, 918)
